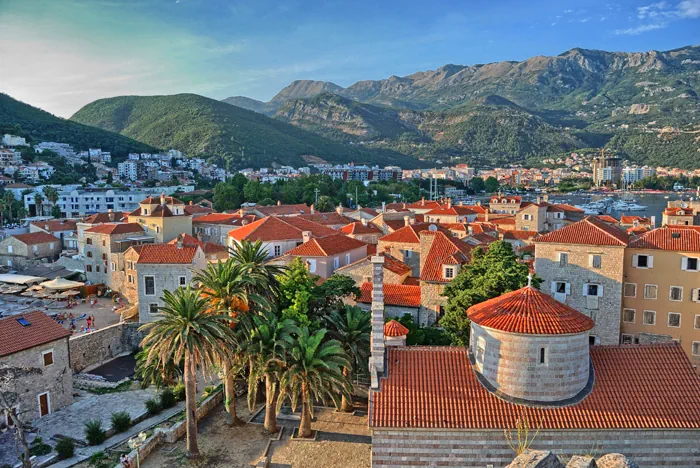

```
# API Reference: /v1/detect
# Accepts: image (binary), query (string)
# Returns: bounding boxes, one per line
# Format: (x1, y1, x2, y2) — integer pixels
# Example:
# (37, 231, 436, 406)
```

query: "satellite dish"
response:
(681, 202, 688, 208)
(429, 224, 438, 231)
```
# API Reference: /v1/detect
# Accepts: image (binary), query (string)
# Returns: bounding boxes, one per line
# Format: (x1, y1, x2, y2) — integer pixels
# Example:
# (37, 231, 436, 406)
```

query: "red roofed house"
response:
(489, 194, 522, 214)
(193, 212, 257, 246)
(127, 193, 192, 243)
(367, 263, 700, 466)
(377, 223, 452, 276)
(29, 219, 78, 249)
(405, 197, 444, 214)
(0, 311, 73, 423)
(228, 216, 336, 259)
(83, 223, 151, 288)
(272, 233, 369, 278)
(77, 210, 127, 253)
(168, 233, 228, 263)
(297, 208, 355, 230)
(662, 206, 695, 226)
(424, 201, 477, 224)
(534, 216, 629, 345)
(356, 282, 421, 322)
(620, 215, 653, 230)
(133, 241, 206, 322)
(0, 232, 61, 268)
(515, 199, 580, 233)
(248, 202, 311, 217)
(500, 229, 539, 249)
(339, 220, 383, 244)
(335, 252, 412, 286)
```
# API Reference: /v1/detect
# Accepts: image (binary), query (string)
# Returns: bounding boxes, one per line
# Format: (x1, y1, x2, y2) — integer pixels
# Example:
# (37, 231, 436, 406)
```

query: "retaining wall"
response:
(69, 322, 144, 373)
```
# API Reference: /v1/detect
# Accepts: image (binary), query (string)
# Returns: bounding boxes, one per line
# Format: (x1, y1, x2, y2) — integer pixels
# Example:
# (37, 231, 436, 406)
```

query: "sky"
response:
(1, 0, 699, 117)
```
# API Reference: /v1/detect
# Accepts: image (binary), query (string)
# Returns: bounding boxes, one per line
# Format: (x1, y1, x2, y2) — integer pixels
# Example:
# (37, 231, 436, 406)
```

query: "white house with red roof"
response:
(193, 212, 257, 246)
(489, 194, 522, 214)
(29, 219, 78, 248)
(339, 220, 383, 244)
(168, 233, 228, 262)
(424, 201, 477, 224)
(0, 232, 61, 268)
(270, 233, 369, 278)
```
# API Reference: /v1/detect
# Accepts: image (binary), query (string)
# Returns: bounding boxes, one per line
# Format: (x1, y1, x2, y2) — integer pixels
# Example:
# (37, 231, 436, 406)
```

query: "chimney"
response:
(421, 196, 425, 206)
(484, 209, 489, 222)
(196, 230, 203, 241)
(277, 200, 281, 206)
(404, 216, 410, 227)
(651, 215, 656, 228)
(108, 209, 114, 222)
(310, 204, 315, 214)
(160, 192, 165, 205)
(369, 255, 385, 388)
(336, 204, 344, 215)
(361, 218, 368, 226)
(176, 234, 183, 249)
(189, 200, 193, 205)
(402, 202, 406, 209)
(45, 224, 49, 230)
(447, 198, 452, 209)
(302, 231, 312, 243)
(241, 219, 249, 226)
(384, 320, 408, 347)
(381, 201, 386, 213)
(543, 194, 549, 202)
(476, 200, 481, 207)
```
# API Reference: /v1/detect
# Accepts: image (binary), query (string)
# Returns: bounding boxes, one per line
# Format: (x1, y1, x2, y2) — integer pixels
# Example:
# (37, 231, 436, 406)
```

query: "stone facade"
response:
(69, 322, 144, 373)
(516, 204, 548, 232)
(471, 323, 590, 402)
(112, 247, 140, 304)
(292, 245, 368, 278)
(371, 428, 700, 467)
(418, 282, 443, 326)
(0, 236, 60, 268)
(1, 339, 72, 423)
(534, 243, 625, 345)
(356, 303, 419, 323)
(335, 256, 410, 285)
(83, 230, 148, 287)
(377, 239, 420, 275)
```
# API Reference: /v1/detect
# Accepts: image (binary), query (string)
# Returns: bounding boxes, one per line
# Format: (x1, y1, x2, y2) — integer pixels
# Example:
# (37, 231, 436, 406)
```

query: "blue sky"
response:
(2, 0, 699, 117)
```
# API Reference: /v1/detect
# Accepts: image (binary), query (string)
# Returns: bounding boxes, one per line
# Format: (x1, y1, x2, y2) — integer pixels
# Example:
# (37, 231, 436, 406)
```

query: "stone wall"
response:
(377, 240, 420, 276)
(534, 243, 625, 345)
(0, 236, 61, 268)
(336, 258, 407, 285)
(419, 282, 444, 326)
(69, 322, 144, 373)
(356, 303, 419, 323)
(372, 428, 700, 467)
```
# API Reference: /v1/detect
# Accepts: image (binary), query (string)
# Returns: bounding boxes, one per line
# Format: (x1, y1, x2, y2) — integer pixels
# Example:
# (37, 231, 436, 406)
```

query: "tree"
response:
(243, 310, 298, 433)
(51, 205, 62, 218)
(229, 239, 285, 303)
(139, 288, 237, 458)
(469, 177, 485, 193)
(135, 345, 183, 389)
(277, 327, 351, 438)
(440, 241, 538, 346)
(278, 258, 317, 327)
(33, 192, 43, 217)
(315, 195, 334, 212)
(3, 191, 15, 224)
(484, 176, 499, 193)
(311, 274, 360, 317)
(42, 186, 59, 214)
(325, 306, 370, 412)
(213, 182, 241, 212)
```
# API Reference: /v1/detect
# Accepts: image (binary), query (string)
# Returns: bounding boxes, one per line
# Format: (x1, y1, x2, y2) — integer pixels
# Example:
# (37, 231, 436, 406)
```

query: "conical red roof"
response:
(467, 286, 594, 335)
(384, 320, 409, 337)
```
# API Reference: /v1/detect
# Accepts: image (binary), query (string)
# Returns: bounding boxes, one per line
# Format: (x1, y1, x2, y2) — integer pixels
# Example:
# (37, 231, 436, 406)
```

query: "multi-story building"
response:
(662, 206, 696, 226)
(488, 195, 522, 214)
(623, 166, 656, 185)
(621, 226, 700, 368)
(319, 164, 401, 182)
(0, 232, 62, 268)
(592, 149, 622, 188)
(424, 202, 477, 224)
(193, 212, 257, 246)
(0, 148, 22, 166)
(127, 195, 193, 243)
(82, 223, 151, 287)
(2, 134, 28, 147)
(29, 219, 78, 249)
(20, 162, 55, 182)
(34, 142, 74, 157)
(534, 216, 629, 345)
(272, 233, 369, 278)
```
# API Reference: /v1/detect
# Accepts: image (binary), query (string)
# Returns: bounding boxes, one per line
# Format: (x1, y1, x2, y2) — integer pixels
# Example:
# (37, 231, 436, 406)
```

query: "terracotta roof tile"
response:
(467, 286, 594, 335)
(340, 221, 383, 235)
(358, 282, 421, 307)
(85, 223, 144, 235)
(81, 212, 127, 224)
(0, 311, 71, 357)
(629, 226, 700, 251)
(278, 216, 339, 237)
(381, 253, 412, 275)
(30, 219, 77, 232)
(370, 343, 700, 429)
(184, 204, 213, 215)
(379, 223, 450, 244)
(229, 216, 336, 242)
(664, 207, 694, 216)
(284, 234, 368, 257)
(406, 200, 443, 210)
(425, 206, 477, 216)
(553, 203, 585, 213)
(490, 195, 522, 204)
(621, 215, 651, 225)
(11, 232, 59, 245)
(136, 244, 199, 264)
(255, 203, 311, 216)
(384, 320, 409, 337)
(534, 216, 628, 246)
(420, 231, 473, 283)
(140, 195, 183, 205)
(501, 230, 539, 241)
(298, 212, 355, 226)
(595, 214, 620, 224)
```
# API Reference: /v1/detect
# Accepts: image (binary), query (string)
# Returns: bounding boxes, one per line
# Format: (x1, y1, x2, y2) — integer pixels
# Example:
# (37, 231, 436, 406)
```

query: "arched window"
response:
(538, 347, 547, 365)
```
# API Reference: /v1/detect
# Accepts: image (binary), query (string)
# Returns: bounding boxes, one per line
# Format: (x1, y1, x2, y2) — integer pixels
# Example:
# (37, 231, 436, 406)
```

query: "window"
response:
(590, 254, 602, 269)
(307, 259, 317, 273)
(110, 262, 116, 271)
(149, 303, 159, 314)
(695, 315, 700, 330)
(538, 347, 547, 365)
(96, 265, 100, 273)
(86, 238, 92, 245)
(621, 334, 634, 344)
(558, 252, 568, 267)
(273, 245, 281, 257)
(475, 336, 486, 366)
(624, 283, 637, 297)
(523, 214, 532, 221)
(49, 243, 54, 250)
(178, 276, 187, 287)
(102, 253, 107, 260)
(345, 254, 351, 264)
(102, 240, 106, 247)
(155, 226, 160, 234)
(584, 283, 602, 297)
(444, 267, 455, 279)
(670, 286, 683, 301)
(128, 274, 134, 284)
(668, 312, 681, 328)
(42, 350, 54, 367)
(7, 245, 12, 253)
(643, 310, 656, 325)
(634, 254, 652, 268)
(623, 309, 635, 323)
(644, 284, 658, 299)
(144, 276, 155, 296)
(86, 265, 92, 272)
(693, 342, 700, 356)
(683, 257, 699, 271)
(87, 251, 92, 258)
(33, 245, 38, 252)
(333, 257, 340, 269)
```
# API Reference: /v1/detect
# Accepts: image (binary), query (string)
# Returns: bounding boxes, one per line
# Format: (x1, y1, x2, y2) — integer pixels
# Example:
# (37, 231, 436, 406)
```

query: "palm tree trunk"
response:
(263, 374, 278, 434)
(224, 367, 242, 426)
(299, 384, 312, 438)
(184, 354, 200, 459)
(340, 366, 354, 413)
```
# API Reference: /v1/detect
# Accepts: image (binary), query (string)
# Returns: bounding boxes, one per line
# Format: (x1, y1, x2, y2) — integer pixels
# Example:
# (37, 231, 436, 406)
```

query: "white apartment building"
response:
(623, 166, 656, 185)
(0, 148, 22, 167)
(2, 134, 28, 146)
(34, 142, 75, 157)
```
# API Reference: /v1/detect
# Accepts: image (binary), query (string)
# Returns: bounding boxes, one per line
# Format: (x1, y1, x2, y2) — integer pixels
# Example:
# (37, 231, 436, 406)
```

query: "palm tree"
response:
(277, 327, 351, 438)
(229, 239, 285, 301)
(3, 191, 15, 224)
(135, 345, 183, 389)
(43, 186, 59, 217)
(194, 260, 263, 426)
(33, 193, 43, 217)
(325, 306, 371, 412)
(139, 288, 236, 459)
(243, 310, 298, 433)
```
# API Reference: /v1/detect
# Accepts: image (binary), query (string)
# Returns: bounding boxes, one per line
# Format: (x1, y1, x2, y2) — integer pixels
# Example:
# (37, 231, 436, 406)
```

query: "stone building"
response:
(339, 220, 383, 244)
(297, 210, 355, 230)
(489, 195, 522, 214)
(534, 216, 628, 345)
(336, 253, 412, 285)
(424, 202, 477, 224)
(377, 223, 452, 276)
(0, 232, 61, 268)
(662, 206, 695, 226)
(167, 233, 228, 263)
(356, 282, 421, 323)
(76, 210, 127, 254)
(271, 233, 369, 278)
(29, 219, 77, 249)
(368, 278, 700, 467)
(127, 194, 192, 243)
(192, 212, 257, 246)
(83, 223, 150, 287)
(0, 311, 72, 424)
(135, 242, 206, 322)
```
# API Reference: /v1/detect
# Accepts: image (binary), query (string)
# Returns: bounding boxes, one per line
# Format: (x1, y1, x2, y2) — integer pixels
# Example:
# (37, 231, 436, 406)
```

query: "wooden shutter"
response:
(632, 255, 638, 268)
(648, 256, 654, 268)
(565, 283, 571, 295)
(597, 285, 604, 297)
(682, 257, 688, 271)
(582, 284, 589, 296)
(551, 281, 557, 293)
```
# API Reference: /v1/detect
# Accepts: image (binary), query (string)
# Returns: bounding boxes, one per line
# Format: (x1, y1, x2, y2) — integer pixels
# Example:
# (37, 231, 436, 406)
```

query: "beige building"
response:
(272, 233, 369, 278)
(424, 202, 477, 224)
(29, 219, 78, 249)
(339, 220, 383, 244)
(0, 232, 61, 268)
(76, 211, 127, 254)
(193, 212, 257, 246)
(83, 223, 151, 287)
(335, 252, 412, 285)
(488, 195, 522, 214)
(662, 206, 695, 226)
(128, 194, 192, 243)
(621, 226, 700, 369)
(0, 311, 72, 424)
(534, 216, 629, 345)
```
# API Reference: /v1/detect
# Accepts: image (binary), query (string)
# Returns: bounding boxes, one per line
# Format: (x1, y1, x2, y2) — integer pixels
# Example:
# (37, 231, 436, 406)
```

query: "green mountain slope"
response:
(0, 93, 157, 160)
(70, 94, 421, 168)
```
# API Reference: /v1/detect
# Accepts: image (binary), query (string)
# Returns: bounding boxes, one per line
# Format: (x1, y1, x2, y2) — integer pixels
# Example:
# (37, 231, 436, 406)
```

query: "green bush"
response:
(87, 451, 111, 468)
(29, 436, 52, 456)
(172, 382, 186, 401)
(160, 388, 176, 409)
(145, 398, 162, 416)
(110, 411, 131, 433)
(84, 420, 107, 446)
(55, 438, 75, 460)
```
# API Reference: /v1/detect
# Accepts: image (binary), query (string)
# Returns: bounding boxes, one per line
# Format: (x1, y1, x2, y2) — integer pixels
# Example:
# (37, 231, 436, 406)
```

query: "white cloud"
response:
(614, 22, 667, 34)
(677, 0, 700, 17)
(637, 1, 669, 19)
(563, 9, 573, 13)
(551, 22, 557, 26)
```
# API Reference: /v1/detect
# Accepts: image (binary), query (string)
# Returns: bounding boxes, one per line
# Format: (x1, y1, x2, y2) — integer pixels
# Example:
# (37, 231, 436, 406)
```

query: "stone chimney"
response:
(241, 219, 249, 226)
(160, 192, 166, 205)
(176, 234, 183, 249)
(108, 209, 114, 222)
(404, 216, 410, 227)
(484, 208, 489, 222)
(310, 204, 315, 214)
(536, 196, 542, 204)
(543, 194, 549, 202)
(384, 320, 408, 347)
(369, 255, 385, 388)
(447, 198, 452, 209)
(381, 201, 386, 213)
(421, 196, 425, 206)
(476, 200, 481, 207)
(277, 200, 282, 206)
(336, 204, 344, 215)
(196, 230, 203, 241)
(302, 231, 312, 243)
(361, 218, 368, 226)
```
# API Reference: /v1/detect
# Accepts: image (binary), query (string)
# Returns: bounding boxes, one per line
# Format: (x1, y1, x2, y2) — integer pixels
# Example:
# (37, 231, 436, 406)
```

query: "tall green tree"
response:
(42, 186, 59, 216)
(484, 176, 500, 193)
(325, 306, 370, 412)
(315, 195, 334, 212)
(440, 241, 538, 346)
(139, 288, 237, 459)
(277, 327, 351, 438)
(229, 239, 285, 302)
(33, 192, 43, 217)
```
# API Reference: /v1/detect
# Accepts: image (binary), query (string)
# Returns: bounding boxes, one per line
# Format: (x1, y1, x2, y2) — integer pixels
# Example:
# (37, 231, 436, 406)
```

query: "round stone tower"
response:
(467, 285, 595, 404)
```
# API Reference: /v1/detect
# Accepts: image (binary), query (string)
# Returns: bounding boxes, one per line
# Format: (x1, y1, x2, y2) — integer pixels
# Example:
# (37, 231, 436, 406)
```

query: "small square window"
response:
(622, 309, 635, 323)
(693, 342, 700, 356)
(587, 284, 599, 296)
(644, 285, 658, 299)
(687, 258, 699, 271)
(624, 283, 636, 297)
(621, 334, 634, 344)
(274, 245, 281, 257)
(590, 255, 601, 269)
(149, 303, 159, 314)
(444, 267, 455, 279)
(695, 315, 700, 330)
(668, 312, 681, 328)
(42, 351, 54, 367)
(637, 255, 649, 268)
(643, 310, 656, 325)
(178, 276, 187, 287)
(670, 286, 683, 301)
(555, 282, 567, 294)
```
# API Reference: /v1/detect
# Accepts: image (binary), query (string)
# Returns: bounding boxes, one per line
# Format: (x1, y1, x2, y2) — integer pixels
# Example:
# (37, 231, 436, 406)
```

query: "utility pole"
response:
(314, 188, 320, 205)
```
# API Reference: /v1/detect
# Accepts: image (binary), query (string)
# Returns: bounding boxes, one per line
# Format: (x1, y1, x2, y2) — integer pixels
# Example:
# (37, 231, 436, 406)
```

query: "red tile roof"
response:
(629, 226, 700, 252)
(140, 195, 184, 205)
(278, 216, 339, 237)
(81, 212, 127, 224)
(379, 223, 450, 244)
(136, 244, 200, 264)
(628, 226, 649, 235)
(467, 286, 594, 335)
(594, 214, 620, 224)
(384, 320, 409, 337)
(534, 216, 628, 247)
(501, 230, 539, 241)
(229, 216, 336, 242)
(425, 206, 477, 216)
(358, 282, 421, 308)
(406, 199, 443, 210)
(489, 216, 516, 225)
(621, 215, 651, 225)
(490, 196, 522, 204)
(298, 212, 355, 226)
(383, 219, 408, 232)
(12, 232, 59, 245)
(85, 223, 144, 235)
(184, 204, 213, 215)
(370, 343, 700, 429)
(254, 203, 311, 216)
(30, 219, 77, 232)
(420, 231, 472, 283)
(194, 213, 257, 226)
(664, 207, 694, 216)
(340, 221, 383, 235)
(168, 233, 227, 255)
(284, 234, 368, 257)
(0, 311, 71, 357)
(381, 253, 412, 275)
(553, 203, 585, 213)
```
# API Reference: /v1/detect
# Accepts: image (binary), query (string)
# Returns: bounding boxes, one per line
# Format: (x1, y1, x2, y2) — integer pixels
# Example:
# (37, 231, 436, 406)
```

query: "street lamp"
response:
(127, 432, 148, 468)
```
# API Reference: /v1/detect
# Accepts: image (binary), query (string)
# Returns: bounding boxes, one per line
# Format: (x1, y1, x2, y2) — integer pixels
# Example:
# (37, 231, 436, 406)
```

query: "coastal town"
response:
(1, 128, 700, 468)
